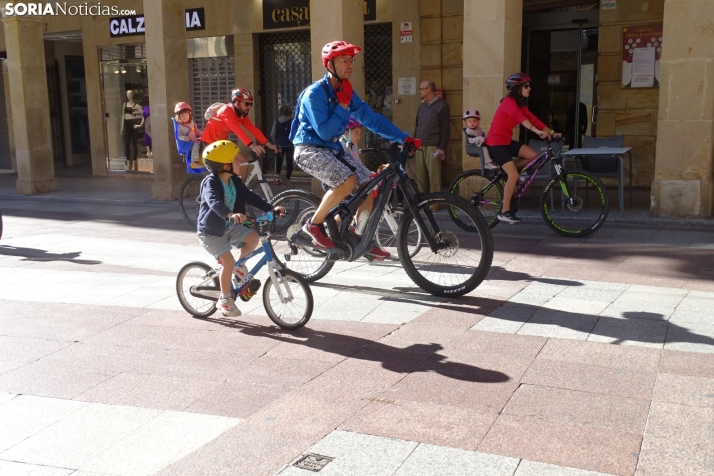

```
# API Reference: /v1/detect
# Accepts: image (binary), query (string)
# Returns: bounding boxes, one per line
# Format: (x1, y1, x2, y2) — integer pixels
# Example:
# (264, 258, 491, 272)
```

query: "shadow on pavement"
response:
(197, 316, 510, 384)
(0, 245, 101, 264)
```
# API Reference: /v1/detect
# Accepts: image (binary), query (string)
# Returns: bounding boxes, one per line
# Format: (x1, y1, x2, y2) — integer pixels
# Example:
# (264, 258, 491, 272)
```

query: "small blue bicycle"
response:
(175, 212, 313, 329)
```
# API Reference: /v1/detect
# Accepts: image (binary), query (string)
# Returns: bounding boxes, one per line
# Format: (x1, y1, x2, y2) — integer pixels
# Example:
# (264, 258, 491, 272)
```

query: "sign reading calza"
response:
(263, 0, 375, 30)
(109, 8, 205, 38)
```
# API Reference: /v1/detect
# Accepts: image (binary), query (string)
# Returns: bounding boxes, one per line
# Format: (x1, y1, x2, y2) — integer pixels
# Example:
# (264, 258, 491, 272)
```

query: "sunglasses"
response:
(522, 83, 532, 89)
(242, 102, 253, 107)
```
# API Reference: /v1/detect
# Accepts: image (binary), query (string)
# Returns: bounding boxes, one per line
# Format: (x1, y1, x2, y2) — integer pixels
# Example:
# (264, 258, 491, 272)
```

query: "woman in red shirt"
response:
(484, 73, 560, 224)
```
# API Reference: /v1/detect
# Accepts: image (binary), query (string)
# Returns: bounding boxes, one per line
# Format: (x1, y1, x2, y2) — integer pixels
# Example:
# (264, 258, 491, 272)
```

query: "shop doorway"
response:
(522, 9, 599, 149)
(363, 23, 393, 169)
(259, 30, 311, 136)
(99, 45, 149, 173)
(46, 61, 67, 167)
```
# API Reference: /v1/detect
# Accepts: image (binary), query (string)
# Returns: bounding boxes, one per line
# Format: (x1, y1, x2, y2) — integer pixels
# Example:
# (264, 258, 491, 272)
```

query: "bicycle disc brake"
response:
(566, 196, 584, 212)
(435, 230, 459, 258)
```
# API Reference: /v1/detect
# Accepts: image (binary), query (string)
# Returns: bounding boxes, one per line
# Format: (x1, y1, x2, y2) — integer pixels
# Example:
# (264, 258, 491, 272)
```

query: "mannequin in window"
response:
(120, 89, 142, 171)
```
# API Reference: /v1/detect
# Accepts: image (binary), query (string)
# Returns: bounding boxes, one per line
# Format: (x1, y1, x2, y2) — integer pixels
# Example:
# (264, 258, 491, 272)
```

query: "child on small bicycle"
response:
(174, 102, 202, 167)
(463, 109, 497, 171)
(197, 140, 285, 317)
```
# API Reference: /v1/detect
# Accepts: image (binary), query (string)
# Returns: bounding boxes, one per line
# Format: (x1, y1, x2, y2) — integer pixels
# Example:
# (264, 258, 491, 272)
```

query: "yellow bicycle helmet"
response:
(202, 140, 237, 175)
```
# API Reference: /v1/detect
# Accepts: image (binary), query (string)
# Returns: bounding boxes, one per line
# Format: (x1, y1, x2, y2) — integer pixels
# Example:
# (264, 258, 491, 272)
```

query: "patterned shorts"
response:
(294, 145, 371, 190)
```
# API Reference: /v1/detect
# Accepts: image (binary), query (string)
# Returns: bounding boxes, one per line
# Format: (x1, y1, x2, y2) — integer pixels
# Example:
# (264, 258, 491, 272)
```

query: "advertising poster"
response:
(621, 25, 663, 88)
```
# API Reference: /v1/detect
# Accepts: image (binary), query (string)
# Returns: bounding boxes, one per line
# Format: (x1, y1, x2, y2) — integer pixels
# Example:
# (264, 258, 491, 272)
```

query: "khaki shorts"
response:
(197, 222, 254, 260)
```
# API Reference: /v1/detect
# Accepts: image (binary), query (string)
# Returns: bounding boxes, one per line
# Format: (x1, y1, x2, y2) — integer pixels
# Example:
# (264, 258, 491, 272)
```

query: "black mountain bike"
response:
(268, 144, 494, 298)
(448, 137, 609, 238)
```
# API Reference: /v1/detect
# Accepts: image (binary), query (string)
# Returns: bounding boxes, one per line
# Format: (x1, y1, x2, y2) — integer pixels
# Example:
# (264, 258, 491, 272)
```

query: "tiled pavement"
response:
(1, 196, 714, 475)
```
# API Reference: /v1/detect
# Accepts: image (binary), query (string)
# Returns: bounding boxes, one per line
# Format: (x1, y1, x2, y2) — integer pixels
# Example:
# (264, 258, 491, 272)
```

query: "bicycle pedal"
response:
(239, 279, 261, 302)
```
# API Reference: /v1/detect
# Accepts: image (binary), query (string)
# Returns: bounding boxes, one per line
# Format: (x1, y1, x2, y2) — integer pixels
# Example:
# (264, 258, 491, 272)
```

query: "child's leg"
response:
(191, 142, 200, 163)
(217, 250, 235, 296)
(237, 231, 260, 261)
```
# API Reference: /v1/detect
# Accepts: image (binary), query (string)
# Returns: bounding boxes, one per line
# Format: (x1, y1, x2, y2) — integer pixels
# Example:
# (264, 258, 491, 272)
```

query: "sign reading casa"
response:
(109, 8, 205, 38)
(263, 0, 376, 30)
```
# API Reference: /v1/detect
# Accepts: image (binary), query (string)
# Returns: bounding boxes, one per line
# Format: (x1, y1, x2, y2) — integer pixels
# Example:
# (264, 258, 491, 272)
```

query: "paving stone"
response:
(587, 317, 668, 348)
(0, 460, 73, 475)
(0, 335, 72, 365)
(393, 443, 519, 476)
(637, 402, 714, 476)
(668, 309, 714, 325)
(553, 280, 629, 303)
(504, 385, 649, 434)
(652, 373, 714, 408)
(514, 459, 615, 476)
(74, 373, 220, 411)
(479, 414, 642, 476)
(186, 381, 294, 418)
(470, 303, 534, 334)
(0, 395, 88, 453)
(541, 296, 610, 315)
(278, 430, 417, 476)
(0, 402, 160, 469)
(676, 290, 714, 313)
(664, 322, 714, 354)
(79, 410, 239, 476)
(339, 399, 497, 451)
(522, 359, 657, 400)
(659, 349, 714, 378)
(518, 309, 598, 340)
(0, 392, 16, 406)
(536, 338, 661, 372)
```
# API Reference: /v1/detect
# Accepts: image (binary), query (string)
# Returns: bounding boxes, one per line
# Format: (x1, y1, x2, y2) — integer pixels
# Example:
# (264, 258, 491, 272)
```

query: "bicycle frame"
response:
(482, 139, 571, 203)
(239, 159, 275, 201)
(326, 152, 445, 261)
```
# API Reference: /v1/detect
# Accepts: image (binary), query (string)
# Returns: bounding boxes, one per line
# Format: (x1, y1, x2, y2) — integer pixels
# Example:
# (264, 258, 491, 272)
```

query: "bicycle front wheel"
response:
(263, 268, 313, 330)
(176, 261, 218, 318)
(178, 175, 204, 228)
(376, 207, 422, 259)
(398, 193, 493, 297)
(540, 171, 609, 238)
(269, 189, 336, 282)
(448, 170, 502, 230)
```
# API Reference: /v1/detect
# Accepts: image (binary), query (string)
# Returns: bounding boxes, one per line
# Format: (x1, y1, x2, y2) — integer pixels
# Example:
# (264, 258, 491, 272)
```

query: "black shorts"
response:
(486, 141, 523, 166)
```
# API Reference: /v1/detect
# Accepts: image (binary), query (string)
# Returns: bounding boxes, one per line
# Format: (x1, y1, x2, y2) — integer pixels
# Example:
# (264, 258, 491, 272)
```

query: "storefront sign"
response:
(547, 75, 561, 85)
(185, 8, 205, 31)
(109, 8, 206, 38)
(262, 0, 376, 30)
(621, 25, 663, 88)
(398, 77, 416, 95)
(400, 22, 412, 43)
(550, 51, 577, 72)
(601, 0, 616, 9)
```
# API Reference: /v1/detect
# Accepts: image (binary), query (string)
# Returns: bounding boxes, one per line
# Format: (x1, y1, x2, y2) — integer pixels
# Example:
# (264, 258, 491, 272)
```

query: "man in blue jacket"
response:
(197, 140, 284, 317)
(290, 40, 420, 252)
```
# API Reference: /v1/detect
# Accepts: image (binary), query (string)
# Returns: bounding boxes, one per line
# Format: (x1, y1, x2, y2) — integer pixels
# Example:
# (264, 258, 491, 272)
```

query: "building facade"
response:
(0, 0, 712, 218)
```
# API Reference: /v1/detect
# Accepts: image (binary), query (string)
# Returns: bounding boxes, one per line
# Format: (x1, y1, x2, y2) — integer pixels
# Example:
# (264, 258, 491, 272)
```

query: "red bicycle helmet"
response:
(463, 109, 480, 119)
(506, 72, 532, 91)
(231, 88, 253, 103)
(174, 102, 192, 114)
(321, 41, 361, 68)
(345, 118, 362, 130)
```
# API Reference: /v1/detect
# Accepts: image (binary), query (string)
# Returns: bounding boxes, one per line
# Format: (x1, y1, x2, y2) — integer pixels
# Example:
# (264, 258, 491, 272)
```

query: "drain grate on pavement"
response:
(293, 453, 334, 472)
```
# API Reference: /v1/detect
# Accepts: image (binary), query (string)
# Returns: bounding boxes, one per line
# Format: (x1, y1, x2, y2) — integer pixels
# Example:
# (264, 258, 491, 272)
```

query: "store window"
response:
(99, 45, 150, 173)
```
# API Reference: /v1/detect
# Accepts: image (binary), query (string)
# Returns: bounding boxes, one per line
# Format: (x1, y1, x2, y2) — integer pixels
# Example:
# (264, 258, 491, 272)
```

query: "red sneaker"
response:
(366, 245, 390, 260)
(302, 220, 335, 249)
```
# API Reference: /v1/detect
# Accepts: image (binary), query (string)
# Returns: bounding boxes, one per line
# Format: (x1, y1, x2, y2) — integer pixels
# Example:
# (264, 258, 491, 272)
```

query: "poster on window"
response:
(621, 25, 663, 88)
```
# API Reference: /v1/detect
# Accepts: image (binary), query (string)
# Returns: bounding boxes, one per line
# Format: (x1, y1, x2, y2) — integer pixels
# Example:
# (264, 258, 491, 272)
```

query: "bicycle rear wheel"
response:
(263, 268, 313, 330)
(540, 171, 609, 238)
(178, 175, 204, 228)
(376, 207, 422, 259)
(398, 193, 493, 297)
(250, 173, 294, 219)
(176, 261, 218, 318)
(448, 170, 502, 230)
(269, 189, 336, 282)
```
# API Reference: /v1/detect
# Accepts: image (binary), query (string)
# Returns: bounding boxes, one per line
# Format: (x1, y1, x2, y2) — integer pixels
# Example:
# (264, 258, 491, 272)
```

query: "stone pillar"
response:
(81, 16, 107, 176)
(309, 0, 364, 97)
(462, 0, 522, 171)
(2, 59, 17, 172)
(651, 0, 714, 218)
(2, 16, 56, 194)
(144, 0, 189, 200)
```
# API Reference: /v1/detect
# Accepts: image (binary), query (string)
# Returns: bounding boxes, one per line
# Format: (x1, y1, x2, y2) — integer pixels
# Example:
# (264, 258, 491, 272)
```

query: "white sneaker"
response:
(217, 297, 242, 317)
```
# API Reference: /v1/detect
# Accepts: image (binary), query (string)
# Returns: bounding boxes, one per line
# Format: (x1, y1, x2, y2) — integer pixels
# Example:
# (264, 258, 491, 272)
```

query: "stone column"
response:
(81, 16, 107, 176)
(462, 0, 522, 171)
(651, 0, 714, 218)
(2, 16, 56, 194)
(2, 59, 17, 172)
(144, 0, 189, 200)
(309, 0, 364, 97)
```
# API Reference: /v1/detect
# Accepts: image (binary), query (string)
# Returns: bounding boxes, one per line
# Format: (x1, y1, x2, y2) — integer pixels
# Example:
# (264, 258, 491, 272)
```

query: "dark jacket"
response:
(197, 174, 272, 237)
(414, 96, 450, 151)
